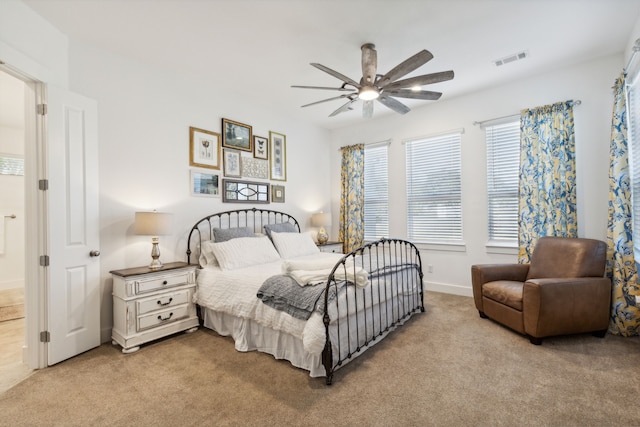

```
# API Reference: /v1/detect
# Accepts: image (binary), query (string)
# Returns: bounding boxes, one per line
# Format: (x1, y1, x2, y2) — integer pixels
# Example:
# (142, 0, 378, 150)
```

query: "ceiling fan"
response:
(292, 43, 454, 118)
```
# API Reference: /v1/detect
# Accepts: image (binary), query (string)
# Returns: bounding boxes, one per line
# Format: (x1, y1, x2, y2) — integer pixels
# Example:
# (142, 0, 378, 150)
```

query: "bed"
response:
(187, 207, 424, 385)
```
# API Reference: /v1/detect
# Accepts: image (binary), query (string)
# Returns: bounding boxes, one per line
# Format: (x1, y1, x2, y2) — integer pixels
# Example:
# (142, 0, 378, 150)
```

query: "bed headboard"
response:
(186, 207, 301, 265)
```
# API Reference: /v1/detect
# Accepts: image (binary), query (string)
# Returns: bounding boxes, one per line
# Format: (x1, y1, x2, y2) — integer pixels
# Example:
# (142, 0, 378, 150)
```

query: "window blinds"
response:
(628, 77, 640, 260)
(364, 143, 389, 240)
(485, 121, 520, 242)
(405, 132, 462, 243)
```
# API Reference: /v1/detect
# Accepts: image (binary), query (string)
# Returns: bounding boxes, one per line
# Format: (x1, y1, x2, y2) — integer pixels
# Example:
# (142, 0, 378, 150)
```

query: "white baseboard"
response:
(424, 280, 473, 297)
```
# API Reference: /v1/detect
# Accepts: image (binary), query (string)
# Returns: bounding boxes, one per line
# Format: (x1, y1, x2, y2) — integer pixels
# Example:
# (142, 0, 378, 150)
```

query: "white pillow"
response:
(271, 231, 320, 259)
(210, 235, 280, 270)
(199, 240, 219, 267)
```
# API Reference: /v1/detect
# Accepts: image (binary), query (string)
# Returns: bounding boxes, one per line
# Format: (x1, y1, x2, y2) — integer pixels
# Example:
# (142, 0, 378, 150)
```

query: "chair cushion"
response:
(527, 237, 606, 280)
(482, 280, 524, 311)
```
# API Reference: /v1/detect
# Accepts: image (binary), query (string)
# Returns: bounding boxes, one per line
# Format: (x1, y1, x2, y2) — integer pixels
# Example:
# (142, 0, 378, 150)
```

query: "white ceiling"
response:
(12, 0, 640, 130)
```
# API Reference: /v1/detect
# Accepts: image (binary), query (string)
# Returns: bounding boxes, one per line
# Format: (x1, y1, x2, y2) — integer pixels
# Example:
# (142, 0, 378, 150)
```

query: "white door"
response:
(46, 86, 100, 365)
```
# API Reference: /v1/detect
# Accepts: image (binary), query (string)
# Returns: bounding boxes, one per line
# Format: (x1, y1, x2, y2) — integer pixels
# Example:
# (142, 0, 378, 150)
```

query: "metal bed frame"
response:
(186, 207, 424, 385)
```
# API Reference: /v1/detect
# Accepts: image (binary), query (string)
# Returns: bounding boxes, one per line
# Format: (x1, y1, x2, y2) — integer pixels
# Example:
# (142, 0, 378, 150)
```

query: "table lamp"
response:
(135, 211, 173, 269)
(311, 212, 332, 244)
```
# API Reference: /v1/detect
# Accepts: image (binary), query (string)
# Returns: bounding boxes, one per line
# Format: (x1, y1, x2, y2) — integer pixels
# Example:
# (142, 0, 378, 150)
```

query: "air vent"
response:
(494, 50, 529, 67)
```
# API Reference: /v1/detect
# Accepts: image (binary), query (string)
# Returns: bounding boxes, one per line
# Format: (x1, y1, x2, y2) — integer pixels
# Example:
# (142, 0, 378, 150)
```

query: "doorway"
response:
(0, 69, 32, 391)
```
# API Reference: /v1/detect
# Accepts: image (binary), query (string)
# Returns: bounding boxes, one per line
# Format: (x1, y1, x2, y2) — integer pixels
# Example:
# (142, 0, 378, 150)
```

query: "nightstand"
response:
(111, 262, 199, 353)
(317, 241, 344, 254)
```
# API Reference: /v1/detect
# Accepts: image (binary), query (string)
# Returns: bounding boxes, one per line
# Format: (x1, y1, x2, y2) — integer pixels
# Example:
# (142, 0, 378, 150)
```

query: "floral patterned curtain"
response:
(607, 73, 640, 336)
(339, 144, 364, 253)
(518, 101, 577, 263)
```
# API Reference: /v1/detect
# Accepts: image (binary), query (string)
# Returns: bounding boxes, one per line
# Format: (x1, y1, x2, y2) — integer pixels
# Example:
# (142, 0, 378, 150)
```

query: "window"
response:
(485, 120, 520, 244)
(628, 74, 640, 261)
(364, 142, 389, 240)
(405, 132, 462, 243)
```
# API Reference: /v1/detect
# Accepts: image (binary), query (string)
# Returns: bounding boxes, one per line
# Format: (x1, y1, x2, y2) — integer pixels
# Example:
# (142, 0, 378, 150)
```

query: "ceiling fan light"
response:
(411, 85, 421, 92)
(359, 86, 379, 101)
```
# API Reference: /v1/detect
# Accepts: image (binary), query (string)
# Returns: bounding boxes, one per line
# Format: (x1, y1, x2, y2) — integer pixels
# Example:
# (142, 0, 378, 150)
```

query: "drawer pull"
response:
(162, 280, 168, 285)
(157, 297, 173, 307)
(157, 312, 173, 321)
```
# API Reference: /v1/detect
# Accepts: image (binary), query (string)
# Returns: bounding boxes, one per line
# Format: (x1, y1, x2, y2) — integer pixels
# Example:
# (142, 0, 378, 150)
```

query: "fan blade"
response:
(383, 89, 442, 100)
(377, 95, 410, 115)
(301, 94, 354, 108)
(363, 100, 374, 119)
(377, 49, 434, 88)
(361, 43, 377, 87)
(311, 63, 360, 88)
(329, 98, 357, 117)
(292, 85, 354, 92)
(383, 70, 454, 91)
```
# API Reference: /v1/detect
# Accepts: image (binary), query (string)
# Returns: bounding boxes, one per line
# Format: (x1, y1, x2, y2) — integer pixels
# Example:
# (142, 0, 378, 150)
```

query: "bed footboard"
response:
(322, 238, 424, 385)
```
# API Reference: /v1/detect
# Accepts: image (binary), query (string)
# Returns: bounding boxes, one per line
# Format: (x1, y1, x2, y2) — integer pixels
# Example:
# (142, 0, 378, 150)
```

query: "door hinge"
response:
(40, 331, 50, 343)
(39, 179, 48, 190)
(37, 103, 48, 115)
(40, 255, 50, 267)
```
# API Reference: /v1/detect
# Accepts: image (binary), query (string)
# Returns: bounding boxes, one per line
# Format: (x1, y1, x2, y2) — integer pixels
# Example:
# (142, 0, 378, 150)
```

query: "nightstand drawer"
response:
(136, 289, 190, 315)
(318, 242, 343, 254)
(137, 304, 190, 331)
(134, 272, 190, 294)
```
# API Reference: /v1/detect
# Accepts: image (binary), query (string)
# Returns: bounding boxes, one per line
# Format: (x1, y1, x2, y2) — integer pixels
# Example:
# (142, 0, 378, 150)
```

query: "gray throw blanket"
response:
(256, 275, 338, 320)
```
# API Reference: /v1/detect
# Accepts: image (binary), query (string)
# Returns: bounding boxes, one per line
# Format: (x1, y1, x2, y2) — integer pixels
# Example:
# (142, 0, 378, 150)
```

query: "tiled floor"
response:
(0, 288, 32, 393)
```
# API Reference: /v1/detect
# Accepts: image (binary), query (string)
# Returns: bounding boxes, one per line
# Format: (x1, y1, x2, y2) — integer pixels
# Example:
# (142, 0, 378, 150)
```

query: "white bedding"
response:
(195, 253, 343, 354)
(195, 249, 422, 375)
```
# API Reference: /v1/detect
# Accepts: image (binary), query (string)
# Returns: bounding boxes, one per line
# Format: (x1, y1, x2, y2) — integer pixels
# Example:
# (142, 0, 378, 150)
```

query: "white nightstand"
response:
(317, 241, 344, 254)
(111, 262, 199, 353)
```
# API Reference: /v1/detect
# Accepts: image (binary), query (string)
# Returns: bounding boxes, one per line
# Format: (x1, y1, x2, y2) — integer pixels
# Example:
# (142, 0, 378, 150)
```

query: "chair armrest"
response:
(523, 277, 612, 338)
(472, 264, 530, 284)
(471, 264, 529, 312)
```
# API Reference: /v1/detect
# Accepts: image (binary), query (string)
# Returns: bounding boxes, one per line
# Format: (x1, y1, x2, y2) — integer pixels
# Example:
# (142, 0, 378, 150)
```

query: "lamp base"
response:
(148, 258, 163, 269)
(317, 228, 328, 245)
(149, 239, 163, 269)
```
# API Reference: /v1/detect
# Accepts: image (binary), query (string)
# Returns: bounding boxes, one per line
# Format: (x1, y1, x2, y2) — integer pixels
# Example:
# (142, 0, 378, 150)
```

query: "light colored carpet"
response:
(1, 291, 639, 426)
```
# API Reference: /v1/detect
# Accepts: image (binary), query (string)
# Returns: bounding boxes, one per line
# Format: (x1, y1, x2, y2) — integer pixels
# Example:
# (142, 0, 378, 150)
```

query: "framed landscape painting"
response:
(222, 118, 252, 152)
(190, 170, 219, 197)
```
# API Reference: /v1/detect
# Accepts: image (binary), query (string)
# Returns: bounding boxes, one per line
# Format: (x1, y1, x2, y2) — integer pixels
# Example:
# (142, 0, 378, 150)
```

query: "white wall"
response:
(0, 0, 68, 86)
(330, 54, 622, 296)
(0, 88, 25, 290)
(66, 41, 332, 340)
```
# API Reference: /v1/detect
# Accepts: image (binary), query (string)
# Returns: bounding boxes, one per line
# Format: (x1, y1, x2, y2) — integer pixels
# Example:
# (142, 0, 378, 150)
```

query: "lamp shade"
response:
(135, 212, 173, 236)
(311, 212, 332, 227)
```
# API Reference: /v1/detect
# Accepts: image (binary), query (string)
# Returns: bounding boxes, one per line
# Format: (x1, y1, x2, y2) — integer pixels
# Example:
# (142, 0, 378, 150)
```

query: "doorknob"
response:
(89, 250, 101, 257)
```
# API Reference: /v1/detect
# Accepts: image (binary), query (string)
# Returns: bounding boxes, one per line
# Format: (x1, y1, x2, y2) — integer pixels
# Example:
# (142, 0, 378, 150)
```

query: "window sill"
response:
(486, 240, 518, 255)
(415, 241, 467, 252)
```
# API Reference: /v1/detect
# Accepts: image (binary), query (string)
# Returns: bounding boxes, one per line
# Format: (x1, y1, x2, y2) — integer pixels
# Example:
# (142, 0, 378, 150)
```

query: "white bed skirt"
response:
(201, 303, 408, 379)
(202, 307, 327, 377)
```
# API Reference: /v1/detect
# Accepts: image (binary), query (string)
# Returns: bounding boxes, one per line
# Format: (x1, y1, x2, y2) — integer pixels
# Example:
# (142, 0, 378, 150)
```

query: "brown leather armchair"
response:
(471, 236, 611, 344)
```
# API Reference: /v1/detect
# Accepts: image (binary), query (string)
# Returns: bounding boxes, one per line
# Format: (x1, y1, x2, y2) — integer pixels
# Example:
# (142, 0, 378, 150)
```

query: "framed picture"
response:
(190, 170, 219, 197)
(189, 127, 221, 170)
(222, 179, 270, 203)
(269, 131, 287, 181)
(241, 157, 268, 179)
(271, 185, 285, 203)
(253, 135, 268, 160)
(222, 118, 252, 152)
(223, 149, 242, 177)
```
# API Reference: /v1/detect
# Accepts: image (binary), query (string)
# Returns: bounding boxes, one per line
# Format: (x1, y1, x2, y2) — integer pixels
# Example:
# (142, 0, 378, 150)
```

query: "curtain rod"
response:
(338, 139, 392, 150)
(625, 38, 640, 75)
(473, 100, 582, 127)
